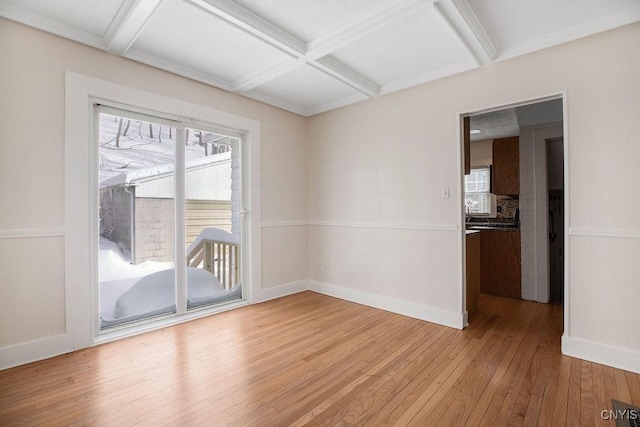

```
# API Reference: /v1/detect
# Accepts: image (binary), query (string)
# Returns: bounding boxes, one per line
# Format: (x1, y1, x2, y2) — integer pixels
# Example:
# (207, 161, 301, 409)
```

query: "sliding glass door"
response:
(183, 126, 242, 311)
(97, 106, 242, 330)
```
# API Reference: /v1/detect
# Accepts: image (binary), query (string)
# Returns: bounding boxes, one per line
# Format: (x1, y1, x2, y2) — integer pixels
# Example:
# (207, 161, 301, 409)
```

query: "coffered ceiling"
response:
(1, 0, 638, 116)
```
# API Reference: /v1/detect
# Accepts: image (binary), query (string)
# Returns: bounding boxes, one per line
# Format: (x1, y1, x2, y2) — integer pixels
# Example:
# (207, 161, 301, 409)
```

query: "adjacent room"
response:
(1, 0, 639, 424)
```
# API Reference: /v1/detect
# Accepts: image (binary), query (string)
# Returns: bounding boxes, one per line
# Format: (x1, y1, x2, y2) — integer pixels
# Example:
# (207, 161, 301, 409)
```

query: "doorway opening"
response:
(461, 95, 568, 325)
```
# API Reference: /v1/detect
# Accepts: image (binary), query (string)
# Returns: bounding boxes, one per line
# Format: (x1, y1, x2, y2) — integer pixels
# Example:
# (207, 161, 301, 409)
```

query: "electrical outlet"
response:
(322, 264, 329, 273)
(441, 186, 450, 199)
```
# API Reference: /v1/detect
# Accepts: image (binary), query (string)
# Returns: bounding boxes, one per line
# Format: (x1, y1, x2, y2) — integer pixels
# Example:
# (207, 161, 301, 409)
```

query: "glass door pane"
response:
(98, 112, 176, 329)
(184, 127, 242, 310)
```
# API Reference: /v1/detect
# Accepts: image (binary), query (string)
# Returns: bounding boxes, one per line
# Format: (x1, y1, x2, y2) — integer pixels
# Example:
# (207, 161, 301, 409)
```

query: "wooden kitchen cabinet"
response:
(466, 232, 481, 316)
(480, 230, 521, 299)
(492, 136, 519, 195)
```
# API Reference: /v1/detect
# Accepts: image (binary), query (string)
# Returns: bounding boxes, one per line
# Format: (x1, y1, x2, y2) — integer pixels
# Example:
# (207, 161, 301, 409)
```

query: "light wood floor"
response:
(1, 292, 639, 426)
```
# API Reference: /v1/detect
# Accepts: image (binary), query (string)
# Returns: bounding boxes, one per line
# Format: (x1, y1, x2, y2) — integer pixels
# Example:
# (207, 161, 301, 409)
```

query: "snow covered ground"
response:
(100, 237, 241, 327)
(100, 237, 172, 319)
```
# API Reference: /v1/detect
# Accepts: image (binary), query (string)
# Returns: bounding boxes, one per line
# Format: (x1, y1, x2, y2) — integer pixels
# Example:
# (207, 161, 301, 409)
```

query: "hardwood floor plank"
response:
(552, 356, 571, 427)
(508, 345, 545, 425)
(614, 368, 633, 404)
(581, 361, 595, 427)
(521, 393, 542, 427)
(478, 393, 505, 427)
(1, 291, 639, 426)
(601, 366, 617, 401)
(567, 358, 582, 427)
(463, 304, 535, 425)
(625, 371, 640, 406)
(590, 363, 609, 427)
(493, 306, 547, 425)
(538, 377, 558, 426)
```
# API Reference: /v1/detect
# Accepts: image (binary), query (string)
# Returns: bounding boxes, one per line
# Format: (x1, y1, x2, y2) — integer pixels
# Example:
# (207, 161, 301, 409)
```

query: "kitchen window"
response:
(465, 166, 495, 216)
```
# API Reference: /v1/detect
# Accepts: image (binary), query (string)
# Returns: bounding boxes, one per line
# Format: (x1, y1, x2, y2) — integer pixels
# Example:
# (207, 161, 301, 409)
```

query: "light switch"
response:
(441, 186, 450, 199)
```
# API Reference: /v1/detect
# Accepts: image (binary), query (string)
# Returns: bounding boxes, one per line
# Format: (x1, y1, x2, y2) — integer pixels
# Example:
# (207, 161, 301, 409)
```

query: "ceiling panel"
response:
(132, 0, 288, 82)
(232, 0, 392, 42)
(250, 64, 363, 111)
(0, 0, 121, 37)
(1, 0, 638, 116)
(330, 5, 474, 88)
(470, 108, 519, 141)
(467, 0, 640, 50)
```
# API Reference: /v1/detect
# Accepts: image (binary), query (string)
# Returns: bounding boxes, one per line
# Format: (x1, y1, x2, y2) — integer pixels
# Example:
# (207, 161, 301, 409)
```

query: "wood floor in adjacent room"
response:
(1, 292, 639, 426)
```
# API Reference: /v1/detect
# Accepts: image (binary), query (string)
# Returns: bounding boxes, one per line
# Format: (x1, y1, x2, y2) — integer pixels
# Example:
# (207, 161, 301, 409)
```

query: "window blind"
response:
(465, 167, 491, 214)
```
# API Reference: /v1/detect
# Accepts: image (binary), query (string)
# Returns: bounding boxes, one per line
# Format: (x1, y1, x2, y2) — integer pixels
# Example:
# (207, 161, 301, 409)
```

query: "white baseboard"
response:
(562, 335, 640, 374)
(255, 280, 309, 303)
(308, 280, 465, 330)
(0, 334, 74, 371)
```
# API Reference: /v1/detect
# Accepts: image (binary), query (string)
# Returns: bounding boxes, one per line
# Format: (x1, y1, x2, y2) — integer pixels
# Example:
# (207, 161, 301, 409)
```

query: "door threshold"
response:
(93, 299, 250, 346)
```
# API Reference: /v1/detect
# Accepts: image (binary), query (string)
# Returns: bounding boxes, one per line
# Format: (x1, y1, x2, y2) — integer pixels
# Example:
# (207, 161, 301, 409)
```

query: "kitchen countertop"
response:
(466, 225, 519, 232)
(465, 220, 519, 232)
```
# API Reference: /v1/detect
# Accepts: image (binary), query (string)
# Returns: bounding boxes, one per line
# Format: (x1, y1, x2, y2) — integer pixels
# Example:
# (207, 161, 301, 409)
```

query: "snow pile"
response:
(100, 237, 173, 320)
(186, 227, 239, 256)
(99, 237, 241, 329)
(99, 237, 170, 282)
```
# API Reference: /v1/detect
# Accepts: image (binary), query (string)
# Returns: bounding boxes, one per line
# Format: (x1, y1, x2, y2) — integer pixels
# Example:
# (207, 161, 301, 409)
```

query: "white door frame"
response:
(457, 91, 570, 337)
(65, 71, 261, 349)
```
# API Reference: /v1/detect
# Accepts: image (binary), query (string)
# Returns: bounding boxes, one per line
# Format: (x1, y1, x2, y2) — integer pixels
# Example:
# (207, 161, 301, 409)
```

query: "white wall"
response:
(307, 23, 640, 371)
(0, 20, 307, 355)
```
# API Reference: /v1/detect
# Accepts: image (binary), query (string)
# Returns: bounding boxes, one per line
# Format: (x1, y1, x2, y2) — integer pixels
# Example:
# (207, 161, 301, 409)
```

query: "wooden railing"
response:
(186, 229, 240, 289)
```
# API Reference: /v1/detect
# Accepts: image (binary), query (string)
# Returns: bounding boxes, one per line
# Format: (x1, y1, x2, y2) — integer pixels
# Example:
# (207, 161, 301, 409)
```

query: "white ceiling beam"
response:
(306, 0, 432, 60)
(311, 57, 380, 97)
(185, 0, 306, 57)
(434, 0, 496, 64)
(232, 54, 381, 98)
(104, 0, 164, 55)
(232, 57, 304, 93)
(186, 0, 384, 97)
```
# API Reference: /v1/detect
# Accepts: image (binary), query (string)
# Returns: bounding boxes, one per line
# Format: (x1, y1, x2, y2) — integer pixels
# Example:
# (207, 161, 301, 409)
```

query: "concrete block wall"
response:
(99, 186, 132, 256)
(134, 198, 174, 263)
